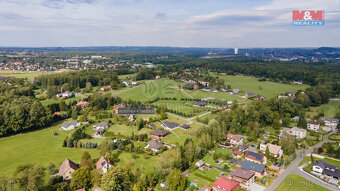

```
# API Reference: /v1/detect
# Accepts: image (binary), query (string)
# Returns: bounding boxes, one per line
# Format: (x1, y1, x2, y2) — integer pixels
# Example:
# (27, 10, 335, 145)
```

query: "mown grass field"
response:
(0, 70, 69, 79)
(276, 174, 330, 191)
(151, 100, 210, 115)
(40, 97, 83, 106)
(306, 100, 340, 118)
(213, 73, 310, 98)
(0, 119, 162, 176)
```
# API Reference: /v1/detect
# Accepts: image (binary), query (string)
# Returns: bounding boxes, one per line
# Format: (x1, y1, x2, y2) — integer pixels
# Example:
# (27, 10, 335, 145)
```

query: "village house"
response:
(241, 160, 266, 178)
(161, 121, 180, 130)
(239, 144, 249, 153)
(230, 158, 243, 167)
(60, 120, 80, 131)
(212, 177, 240, 191)
(123, 81, 130, 87)
(201, 87, 218, 92)
(245, 151, 267, 164)
(96, 156, 111, 174)
(76, 101, 89, 108)
(145, 139, 163, 152)
(281, 127, 307, 139)
(221, 86, 229, 92)
(233, 89, 240, 94)
(229, 168, 255, 190)
(260, 143, 283, 158)
(232, 150, 244, 159)
(179, 124, 190, 130)
(100, 86, 111, 91)
(113, 104, 125, 114)
(307, 121, 320, 131)
(245, 92, 256, 99)
(193, 101, 207, 107)
(59, 159, 78, 180)
(150, 129, 169, 139)
(56, 91, 73, 98)
(313, 160, 340, 179)
(227, 134, 244, 146)
(293, 80, 303, 85)
(319, 117, 339, 129)
(93, 122, 109, 130)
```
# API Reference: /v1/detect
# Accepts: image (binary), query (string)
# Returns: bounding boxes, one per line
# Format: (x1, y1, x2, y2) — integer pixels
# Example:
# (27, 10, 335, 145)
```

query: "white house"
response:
(93, 122, 109, 130)
(227, 134, 244, 146)
(319, 117, 339, 129)
(195, 160, 205, 168)
(145, 139, 163, 152)
(281, 127, 306, 139)
(307, 121, 320, 131)
(260, 143, 283, 158)
(123, 81, 130, 87)
(56, 91, 73, 98)
(60, 120, 80, 130)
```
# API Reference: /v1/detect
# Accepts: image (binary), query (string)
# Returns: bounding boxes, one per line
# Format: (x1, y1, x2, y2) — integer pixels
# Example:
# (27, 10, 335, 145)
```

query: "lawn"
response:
(152, 100, 210, 116)
(117, 79, 190, 102)
(212, 73, 310, 98)
(0, 122, 100, 176)
(276, 174, 330, 191)
(329, 134, 340, 142)
(306, 100, 340, 119)
(299, 155, 340, 169)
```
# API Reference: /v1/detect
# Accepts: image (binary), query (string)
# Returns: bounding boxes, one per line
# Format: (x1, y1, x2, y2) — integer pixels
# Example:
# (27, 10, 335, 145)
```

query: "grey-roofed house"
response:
(319, 117, 339, 129)
(313, 160, 340, 180)
(60, 120, 80, 131)
(195, 160, 205, 168)
(230, 158, 243, 167)
(145, 139, 163, 152)
(180, 124, 190, 129)
(245, 151, 266, 164)
(93, 122, 109, 130)
(241, 160, 266, 178)
(161, 121, 180, 130)
(239, 144, 249, 152)
(150, 129, 169, 139)
(148, 123, 156, 128)
(193, 101, 207, 107)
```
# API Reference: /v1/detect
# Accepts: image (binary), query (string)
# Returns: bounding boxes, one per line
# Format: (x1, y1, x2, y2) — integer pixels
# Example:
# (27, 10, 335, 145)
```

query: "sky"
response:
(0, 0, 339, 48)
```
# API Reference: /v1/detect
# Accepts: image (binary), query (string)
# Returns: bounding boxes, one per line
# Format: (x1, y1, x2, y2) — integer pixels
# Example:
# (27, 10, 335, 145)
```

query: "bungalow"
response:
(245, 93, 256, 98)
(76, 101, 89, 108)
(145, 139, 163, 152)
(196, 160, 205, 168)
(59, 159, 78, 180)
(100, 86, 111, 91)
(245, 151, 266, 164)
(96, 156, 111, 174)
(233, 150, 243, 159)
(227, 134, 244, 146)
(212, 177, 240, 191)
(281, 127, 307, 139)
(241, 160, 266, 178)
(194, 101, 207, 107)
(229, 168, 255, 190)
(60, 120, 80, 131)
(150, 129, 169, 139)
(179, 124, 190, 130)
(260, 143, 283, 158)
(123, 81, 130, 87)
(319, 117, 339, 129)
(233, 89, 240, 94)
(313, 160, 340, 179)
(56, 91, 73, 98)
(161, 121, 180, 130)
(307, 121, 320, 131)
(93, 122, 109, 130)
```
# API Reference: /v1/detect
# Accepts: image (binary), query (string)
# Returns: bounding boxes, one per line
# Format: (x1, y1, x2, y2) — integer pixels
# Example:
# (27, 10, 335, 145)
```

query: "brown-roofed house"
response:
(59, 158, 78, 180)
(232, 150, 244, 159)
(150, 129, 169, 139)
(260, 143, 283, 158)
(96, 156, 112, 174)
(76, 101, 89, 108)
(229, 168, 255, 190)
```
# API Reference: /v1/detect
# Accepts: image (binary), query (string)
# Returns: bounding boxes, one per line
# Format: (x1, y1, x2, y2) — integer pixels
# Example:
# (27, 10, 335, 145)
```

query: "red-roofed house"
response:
(100, 86, 111, 91)
(76, 101, 89, 108)
(59, 159, 78, 180)
(212, 177, 239, 191)
(232, 150, 244, 159)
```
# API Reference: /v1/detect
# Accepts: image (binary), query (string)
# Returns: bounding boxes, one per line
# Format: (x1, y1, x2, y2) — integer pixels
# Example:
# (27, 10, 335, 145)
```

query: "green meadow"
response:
(306, 99, 340, 118)
(213, 73, 310, 98)
(276, 174, 330, 191)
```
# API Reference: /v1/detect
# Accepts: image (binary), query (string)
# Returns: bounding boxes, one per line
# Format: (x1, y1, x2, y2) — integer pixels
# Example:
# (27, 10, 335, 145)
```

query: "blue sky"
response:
(0, 0, 339, 48)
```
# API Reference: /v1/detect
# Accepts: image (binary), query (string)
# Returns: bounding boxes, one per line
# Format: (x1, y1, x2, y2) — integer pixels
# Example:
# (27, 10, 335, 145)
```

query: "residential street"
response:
(265, 131, 340, 191)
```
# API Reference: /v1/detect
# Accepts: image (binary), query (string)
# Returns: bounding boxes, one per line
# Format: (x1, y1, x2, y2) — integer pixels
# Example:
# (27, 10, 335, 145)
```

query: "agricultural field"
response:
(306, 99, 340, 119)
(212, 73, 310, 98)
(0, 70, 68, 79)
(276, 174, 330, 191)
(117, 79, 190, 102)
(151, 100, 210, 116)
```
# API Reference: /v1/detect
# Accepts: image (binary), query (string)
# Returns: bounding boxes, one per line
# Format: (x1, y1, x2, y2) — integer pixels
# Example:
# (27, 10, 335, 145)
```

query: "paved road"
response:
(265, 131, 339, 191)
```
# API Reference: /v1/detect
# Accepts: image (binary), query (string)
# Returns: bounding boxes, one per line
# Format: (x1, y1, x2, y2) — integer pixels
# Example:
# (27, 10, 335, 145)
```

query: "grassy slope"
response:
(214, 74, 310, 98)
(276, 174, 330, 191)
(306, 100, 340, 118)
